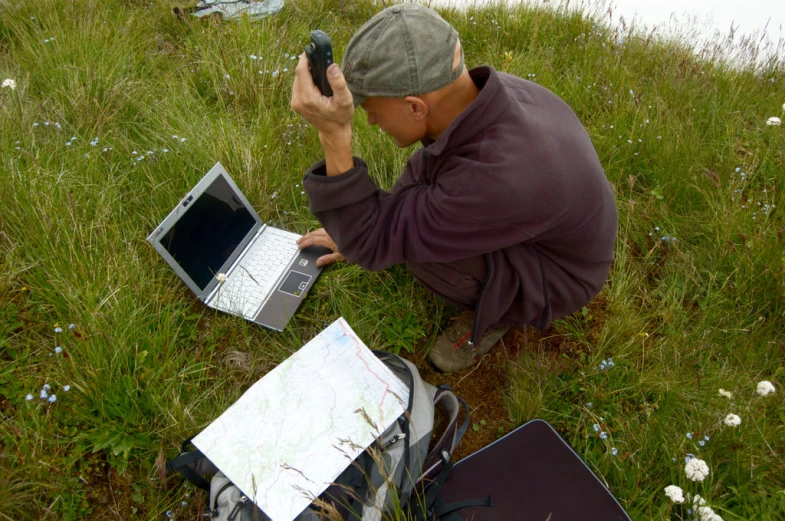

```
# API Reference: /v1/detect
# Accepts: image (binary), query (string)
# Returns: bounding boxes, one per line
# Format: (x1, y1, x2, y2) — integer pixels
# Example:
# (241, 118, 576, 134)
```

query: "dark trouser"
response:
(405, 255, 488, 311)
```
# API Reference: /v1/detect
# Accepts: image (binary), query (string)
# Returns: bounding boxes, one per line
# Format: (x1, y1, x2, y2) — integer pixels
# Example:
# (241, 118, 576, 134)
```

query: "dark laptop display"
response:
(160, 174, 255, 291)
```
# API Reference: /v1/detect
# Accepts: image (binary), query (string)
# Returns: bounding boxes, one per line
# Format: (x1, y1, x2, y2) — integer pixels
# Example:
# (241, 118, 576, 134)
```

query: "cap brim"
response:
(351, 92, 366, 107)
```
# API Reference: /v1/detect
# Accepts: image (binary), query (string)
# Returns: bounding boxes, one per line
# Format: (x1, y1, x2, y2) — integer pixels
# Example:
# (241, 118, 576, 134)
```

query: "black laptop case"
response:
(426, 419, 631, 521)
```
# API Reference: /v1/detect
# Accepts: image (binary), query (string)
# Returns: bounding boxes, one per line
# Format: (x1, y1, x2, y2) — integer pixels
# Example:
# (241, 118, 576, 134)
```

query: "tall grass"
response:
(1, 0, 783, 519)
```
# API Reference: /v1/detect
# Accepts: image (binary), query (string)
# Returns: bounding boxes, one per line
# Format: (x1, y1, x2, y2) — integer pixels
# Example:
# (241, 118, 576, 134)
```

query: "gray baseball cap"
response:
(341, 3, 464, 106)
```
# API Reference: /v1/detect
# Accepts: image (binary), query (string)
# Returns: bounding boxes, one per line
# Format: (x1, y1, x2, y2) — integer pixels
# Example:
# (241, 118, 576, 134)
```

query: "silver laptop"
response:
(147, 162, 326, 331)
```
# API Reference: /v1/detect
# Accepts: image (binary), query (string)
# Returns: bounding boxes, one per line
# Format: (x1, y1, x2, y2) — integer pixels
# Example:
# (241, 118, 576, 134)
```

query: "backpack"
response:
(167, 352, 469, 521)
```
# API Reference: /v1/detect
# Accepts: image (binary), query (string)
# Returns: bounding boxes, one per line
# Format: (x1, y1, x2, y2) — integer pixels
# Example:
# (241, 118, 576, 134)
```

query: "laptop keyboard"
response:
(211, 227, 301, 318)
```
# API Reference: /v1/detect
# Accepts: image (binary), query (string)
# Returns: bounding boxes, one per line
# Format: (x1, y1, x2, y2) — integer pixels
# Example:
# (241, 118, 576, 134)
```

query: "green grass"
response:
(1, 0, 783, 519)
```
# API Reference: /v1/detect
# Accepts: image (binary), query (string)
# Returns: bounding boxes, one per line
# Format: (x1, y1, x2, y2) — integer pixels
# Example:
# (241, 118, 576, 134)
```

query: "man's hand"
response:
(297, 228, 346, 267)
(291, 55, 355, 176)
(291, 55, 354, 133)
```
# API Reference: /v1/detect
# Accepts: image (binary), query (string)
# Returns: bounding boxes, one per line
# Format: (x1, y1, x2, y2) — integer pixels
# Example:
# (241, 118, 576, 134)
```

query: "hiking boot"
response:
(429, 316, 509, 373)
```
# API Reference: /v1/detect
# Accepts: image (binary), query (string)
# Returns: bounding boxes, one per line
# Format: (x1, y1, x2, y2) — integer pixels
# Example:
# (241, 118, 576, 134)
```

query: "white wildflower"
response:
(718, 388, 733, 399)
(691, 494, 707, 507)
(756, 380, 776, 396)
(696, 504, 723, 521)
(685, 457, 710, 481)
(723, 413, 742, 427)
(692, 494, 723, 521)
(216, 273, 227, 283)
(664, 485, 684, 503)
(767, 116, 782, 126)
(2, 79, 16, 90)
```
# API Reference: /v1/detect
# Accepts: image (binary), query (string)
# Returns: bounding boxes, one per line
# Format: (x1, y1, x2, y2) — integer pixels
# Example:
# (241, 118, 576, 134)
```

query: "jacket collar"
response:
(421, 66, 511, 157)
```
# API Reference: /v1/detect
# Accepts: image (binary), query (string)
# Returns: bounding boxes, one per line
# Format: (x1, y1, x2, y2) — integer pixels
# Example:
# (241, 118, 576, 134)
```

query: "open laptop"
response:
(147, 162, 327, 331)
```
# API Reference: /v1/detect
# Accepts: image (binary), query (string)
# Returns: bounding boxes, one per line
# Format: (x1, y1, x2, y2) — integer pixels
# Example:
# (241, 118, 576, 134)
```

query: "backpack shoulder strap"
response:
(419, 386, 470, 484)
(166, 438, 218, 491)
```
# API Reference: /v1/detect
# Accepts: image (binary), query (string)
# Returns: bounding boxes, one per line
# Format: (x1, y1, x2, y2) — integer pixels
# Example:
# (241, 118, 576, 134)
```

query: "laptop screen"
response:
(160, 174, 255, 291)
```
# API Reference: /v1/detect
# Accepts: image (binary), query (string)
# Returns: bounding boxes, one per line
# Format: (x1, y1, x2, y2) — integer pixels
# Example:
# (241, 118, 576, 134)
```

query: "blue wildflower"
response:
(43, 384, 51, 391)
(48, 394, 56, 403)
(25, 394, 34, 401)
(704, 435, 710, 441)
(63, 385, 71, 392)
(69, 323, 75, 329)
(698, 440, 705, 447)
(593, 423, 600, 432)
(54, 347, 62, 354)
(686, 433, 693, 439)
(54, 327, 62, 333)
(611, 447, 618, 456)
(586, 402, 593, 408)
(600, 431, 608, 440)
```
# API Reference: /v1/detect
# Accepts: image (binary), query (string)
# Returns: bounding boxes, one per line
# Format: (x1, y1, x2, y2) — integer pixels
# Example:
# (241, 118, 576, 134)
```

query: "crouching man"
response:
(290, 4, 617, 372)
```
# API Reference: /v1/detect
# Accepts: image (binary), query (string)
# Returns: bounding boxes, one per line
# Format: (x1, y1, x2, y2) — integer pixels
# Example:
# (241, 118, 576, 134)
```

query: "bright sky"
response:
(427, 0, 785, 65)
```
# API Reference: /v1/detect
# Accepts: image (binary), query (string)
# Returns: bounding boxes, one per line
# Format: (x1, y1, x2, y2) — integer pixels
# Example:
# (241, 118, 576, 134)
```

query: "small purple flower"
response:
(54, 327, 62, 333)
(698, 440, 705, 447)
(40, 389, 48, 399)
(686, 432, 693, 439)
(48, 394, 56, 403)
(593, 423, 600, 432)
(611, 447, 618, 456)
(63, 385, 71, 392)
(69, 323, 75, 329)
(25, 394, 34, 401)
(54, 346, 63, 354)
(600, 431, 608, 440)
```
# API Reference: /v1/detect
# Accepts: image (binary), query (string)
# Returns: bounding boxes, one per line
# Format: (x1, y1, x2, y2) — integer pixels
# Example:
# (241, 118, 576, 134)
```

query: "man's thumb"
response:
(327, 63, 346, 89)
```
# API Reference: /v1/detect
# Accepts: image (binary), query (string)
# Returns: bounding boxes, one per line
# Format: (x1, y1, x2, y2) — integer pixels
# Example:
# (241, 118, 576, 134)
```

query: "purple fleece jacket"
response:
(303, 67, 617, 344)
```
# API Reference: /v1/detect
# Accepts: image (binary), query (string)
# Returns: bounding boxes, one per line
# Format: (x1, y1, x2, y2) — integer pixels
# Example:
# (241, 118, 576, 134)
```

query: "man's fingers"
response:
(297, 228, 335, 250)
(316, 252, 346, 267)
(291, 53, 316, 110)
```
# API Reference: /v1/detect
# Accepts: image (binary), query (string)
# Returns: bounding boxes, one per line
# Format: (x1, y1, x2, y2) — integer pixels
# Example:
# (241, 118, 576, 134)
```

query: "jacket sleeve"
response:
(302, 155, 545, 272)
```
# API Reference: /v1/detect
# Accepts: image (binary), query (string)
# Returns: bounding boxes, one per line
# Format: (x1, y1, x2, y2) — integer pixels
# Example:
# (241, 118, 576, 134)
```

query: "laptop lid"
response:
(147, 162, 264, 301)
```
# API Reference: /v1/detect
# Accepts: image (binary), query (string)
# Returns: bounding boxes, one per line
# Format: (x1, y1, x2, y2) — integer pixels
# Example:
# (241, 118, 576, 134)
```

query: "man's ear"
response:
(404, 96, 429, 122)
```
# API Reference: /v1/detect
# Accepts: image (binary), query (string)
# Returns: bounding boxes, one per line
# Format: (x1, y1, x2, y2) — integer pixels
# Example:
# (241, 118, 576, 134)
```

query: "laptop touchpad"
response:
(278, 271, 312, 298)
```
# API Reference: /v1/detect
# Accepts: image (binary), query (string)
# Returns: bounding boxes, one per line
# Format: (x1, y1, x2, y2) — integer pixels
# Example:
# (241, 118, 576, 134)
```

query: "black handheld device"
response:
(305, 30, 334, 97)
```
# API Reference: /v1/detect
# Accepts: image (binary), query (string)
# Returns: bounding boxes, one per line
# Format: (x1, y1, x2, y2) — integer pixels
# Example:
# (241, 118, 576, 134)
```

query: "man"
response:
(290, 4, 617, 372)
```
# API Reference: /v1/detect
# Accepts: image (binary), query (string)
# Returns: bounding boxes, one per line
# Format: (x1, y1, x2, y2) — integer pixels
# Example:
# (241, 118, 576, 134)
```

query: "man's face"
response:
(359, 97, 426, 148)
